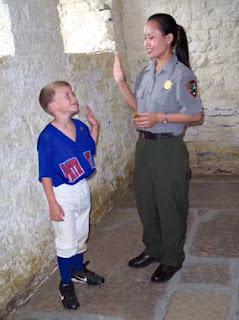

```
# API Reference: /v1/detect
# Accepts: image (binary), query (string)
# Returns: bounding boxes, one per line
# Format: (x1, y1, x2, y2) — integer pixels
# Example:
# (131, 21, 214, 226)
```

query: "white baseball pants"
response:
(52, 179, 90, 258)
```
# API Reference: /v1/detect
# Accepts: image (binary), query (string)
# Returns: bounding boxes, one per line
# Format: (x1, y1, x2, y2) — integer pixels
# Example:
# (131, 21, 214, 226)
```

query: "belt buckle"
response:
(140, 130, 147, 139)
(146, 131, 156, 139)
(161, 133, 173, 139)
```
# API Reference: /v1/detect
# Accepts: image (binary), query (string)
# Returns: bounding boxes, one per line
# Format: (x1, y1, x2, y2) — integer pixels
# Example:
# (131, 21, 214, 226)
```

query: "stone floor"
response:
(8, 176, 239, 320)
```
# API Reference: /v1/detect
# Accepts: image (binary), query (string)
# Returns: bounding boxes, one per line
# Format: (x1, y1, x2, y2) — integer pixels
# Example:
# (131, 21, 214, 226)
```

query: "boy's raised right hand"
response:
(49, 201, 65, 221)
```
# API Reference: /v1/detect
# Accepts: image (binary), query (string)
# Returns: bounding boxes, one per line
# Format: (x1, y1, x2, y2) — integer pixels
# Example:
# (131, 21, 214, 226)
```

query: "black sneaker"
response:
(59, 282, 79, 310)
(71, 261, 105, 285)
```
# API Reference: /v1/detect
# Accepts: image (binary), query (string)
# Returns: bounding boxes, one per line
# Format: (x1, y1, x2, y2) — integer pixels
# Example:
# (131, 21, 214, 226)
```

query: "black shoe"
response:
(151, 263, 181, 283)
(59, 282, 79, 310)
(128, 251, 161, 268)
(71, 261, 105, 285)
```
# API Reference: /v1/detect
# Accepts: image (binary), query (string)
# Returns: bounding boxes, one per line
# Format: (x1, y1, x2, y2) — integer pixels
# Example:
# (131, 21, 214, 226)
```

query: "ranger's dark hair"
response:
(148, 13, 190, 69)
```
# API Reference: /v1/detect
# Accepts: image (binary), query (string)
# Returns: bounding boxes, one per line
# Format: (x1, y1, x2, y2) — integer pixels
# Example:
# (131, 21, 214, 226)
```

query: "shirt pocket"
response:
(135, 86, 146, 100)
(135, 86, 150, 112)
(151, 86, 179, 113)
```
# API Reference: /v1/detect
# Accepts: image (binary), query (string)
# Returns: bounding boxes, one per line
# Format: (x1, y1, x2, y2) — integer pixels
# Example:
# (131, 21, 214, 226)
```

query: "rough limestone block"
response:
(190, 211, 239, 257)
(165, 292, 230, 320)
(181, 264, 230, 286)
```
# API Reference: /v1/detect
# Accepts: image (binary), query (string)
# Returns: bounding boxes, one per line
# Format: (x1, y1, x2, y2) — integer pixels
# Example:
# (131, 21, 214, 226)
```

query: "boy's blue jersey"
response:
(37, 118, 96, 187)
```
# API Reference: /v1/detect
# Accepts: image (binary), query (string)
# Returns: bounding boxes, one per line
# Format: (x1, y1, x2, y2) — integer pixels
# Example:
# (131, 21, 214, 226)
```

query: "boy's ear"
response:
(48, 101, 57, 114)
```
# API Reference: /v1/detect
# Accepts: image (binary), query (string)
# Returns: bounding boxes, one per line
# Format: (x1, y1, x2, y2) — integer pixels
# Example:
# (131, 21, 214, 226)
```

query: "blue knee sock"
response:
(71, 253, 83, 272)
(57, 256, 72, 284)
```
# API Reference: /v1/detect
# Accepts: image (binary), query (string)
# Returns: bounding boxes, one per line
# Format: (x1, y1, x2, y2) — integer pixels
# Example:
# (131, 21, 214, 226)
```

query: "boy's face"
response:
(51, 86, 79, 116)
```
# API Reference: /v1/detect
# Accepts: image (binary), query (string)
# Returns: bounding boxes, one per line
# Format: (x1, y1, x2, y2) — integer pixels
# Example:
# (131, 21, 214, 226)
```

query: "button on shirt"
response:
(134, 54, 202, 135)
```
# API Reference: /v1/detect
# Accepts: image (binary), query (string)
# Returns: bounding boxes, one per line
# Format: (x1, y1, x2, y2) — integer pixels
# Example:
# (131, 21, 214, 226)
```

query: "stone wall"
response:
(0, 0, 136, 316)
(121, 0, 239, 175)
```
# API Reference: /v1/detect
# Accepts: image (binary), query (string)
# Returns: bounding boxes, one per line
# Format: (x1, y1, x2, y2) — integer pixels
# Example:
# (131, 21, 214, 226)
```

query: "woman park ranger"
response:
(113, 13, 202, 283)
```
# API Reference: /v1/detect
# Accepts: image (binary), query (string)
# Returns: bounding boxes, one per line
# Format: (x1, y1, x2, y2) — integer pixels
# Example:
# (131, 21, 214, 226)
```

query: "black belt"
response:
(138, 130, 176, 139)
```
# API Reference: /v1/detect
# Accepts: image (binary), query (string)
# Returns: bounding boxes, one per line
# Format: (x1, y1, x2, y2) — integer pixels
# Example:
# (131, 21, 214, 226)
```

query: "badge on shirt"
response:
(163, 80, 173, 90)
(185, 80, 197, 97)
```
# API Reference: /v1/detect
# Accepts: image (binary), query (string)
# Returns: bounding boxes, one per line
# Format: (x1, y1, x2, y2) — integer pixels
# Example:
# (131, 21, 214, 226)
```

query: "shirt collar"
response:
(145, 54, 178, 76)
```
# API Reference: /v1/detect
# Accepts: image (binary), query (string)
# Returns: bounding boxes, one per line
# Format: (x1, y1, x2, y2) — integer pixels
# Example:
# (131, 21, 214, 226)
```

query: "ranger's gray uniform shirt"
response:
(134, 54, 202, 135)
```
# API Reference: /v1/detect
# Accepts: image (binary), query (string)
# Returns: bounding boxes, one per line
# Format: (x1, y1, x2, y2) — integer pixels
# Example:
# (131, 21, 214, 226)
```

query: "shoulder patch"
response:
(185, 80, 197, 97)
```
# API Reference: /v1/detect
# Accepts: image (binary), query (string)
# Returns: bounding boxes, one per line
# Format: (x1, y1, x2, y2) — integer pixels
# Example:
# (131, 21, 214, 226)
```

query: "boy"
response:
(37, 81, 104, 310)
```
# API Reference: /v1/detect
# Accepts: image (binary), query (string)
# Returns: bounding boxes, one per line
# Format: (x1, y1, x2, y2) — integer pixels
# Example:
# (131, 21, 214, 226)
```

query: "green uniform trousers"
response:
(134, 134, 190, 268)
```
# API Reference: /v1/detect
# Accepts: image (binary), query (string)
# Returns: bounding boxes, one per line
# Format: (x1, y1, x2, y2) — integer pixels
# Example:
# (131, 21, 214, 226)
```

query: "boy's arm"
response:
(41, 177, 64, 221)
(85, 105, 100, 144)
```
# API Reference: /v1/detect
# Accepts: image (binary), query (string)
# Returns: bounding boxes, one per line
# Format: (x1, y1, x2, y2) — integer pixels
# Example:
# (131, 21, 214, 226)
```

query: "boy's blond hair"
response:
(39, 81, 71, 114)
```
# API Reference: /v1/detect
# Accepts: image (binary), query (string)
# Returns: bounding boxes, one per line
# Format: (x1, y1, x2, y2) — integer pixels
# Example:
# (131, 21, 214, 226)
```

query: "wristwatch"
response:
(162, 113, 168, 124)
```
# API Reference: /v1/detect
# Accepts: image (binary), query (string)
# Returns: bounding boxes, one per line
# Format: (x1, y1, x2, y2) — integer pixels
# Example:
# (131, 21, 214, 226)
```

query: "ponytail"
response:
(176, 25, 190, 69)
(148, 14, 191, 69)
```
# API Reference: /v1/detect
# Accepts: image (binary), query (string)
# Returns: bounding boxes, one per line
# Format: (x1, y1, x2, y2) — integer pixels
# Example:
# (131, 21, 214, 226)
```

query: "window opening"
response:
(57, 0, 115, 54)
(0, 0, 15, 57)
